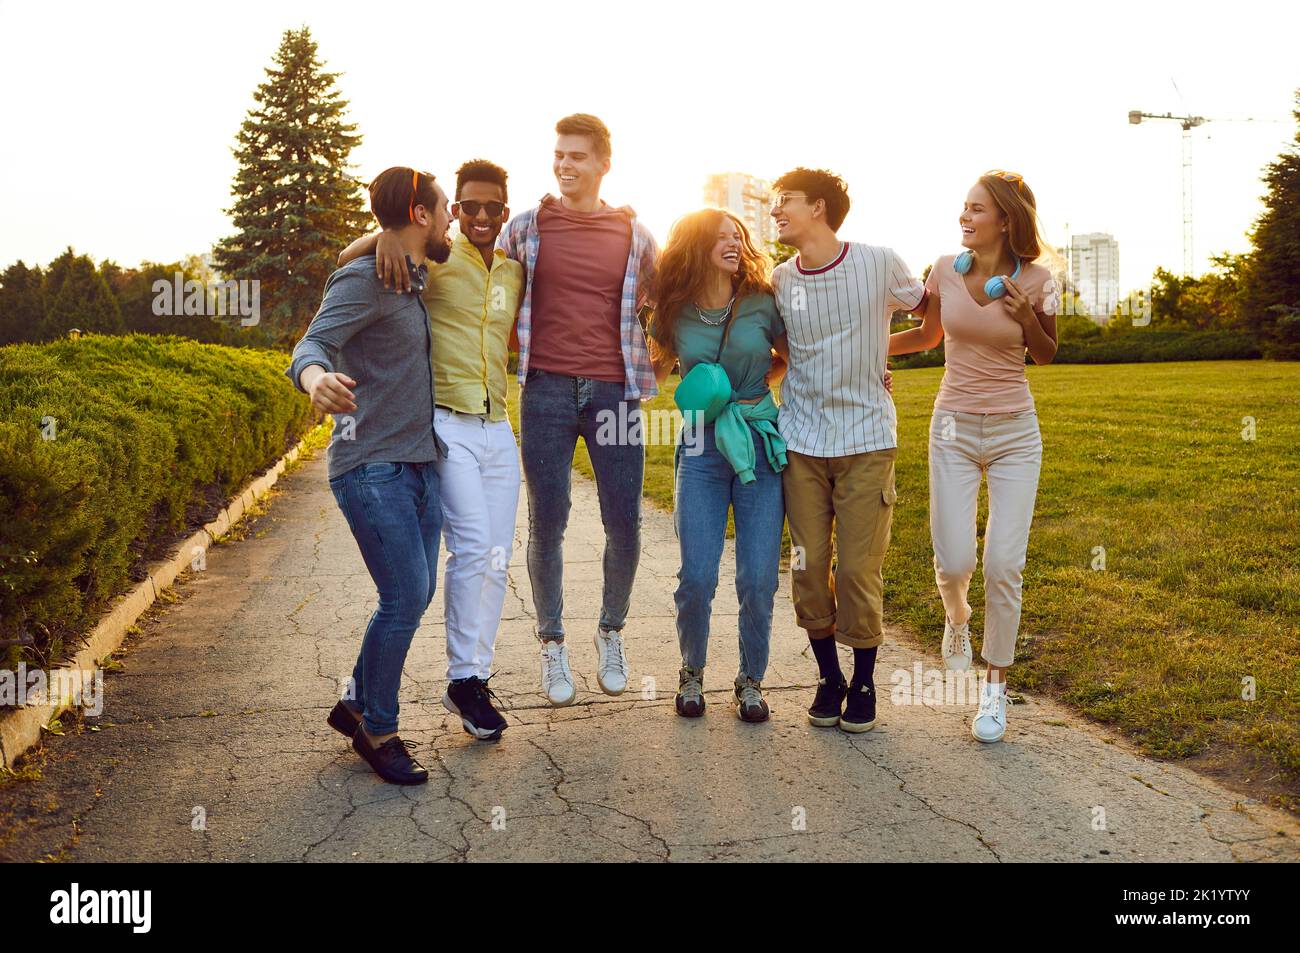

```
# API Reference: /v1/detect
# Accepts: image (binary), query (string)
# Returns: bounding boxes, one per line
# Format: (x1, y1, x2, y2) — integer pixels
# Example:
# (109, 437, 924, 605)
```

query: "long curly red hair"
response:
(648, 208, 773, 363)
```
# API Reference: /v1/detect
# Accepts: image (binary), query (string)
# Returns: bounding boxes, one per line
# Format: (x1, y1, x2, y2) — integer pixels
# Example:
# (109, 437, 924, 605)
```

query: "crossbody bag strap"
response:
(713, 308, 737, 365)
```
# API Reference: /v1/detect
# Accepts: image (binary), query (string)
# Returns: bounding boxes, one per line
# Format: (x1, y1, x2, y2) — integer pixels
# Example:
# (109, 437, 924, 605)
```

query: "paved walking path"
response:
(2, 454, 1296, 862)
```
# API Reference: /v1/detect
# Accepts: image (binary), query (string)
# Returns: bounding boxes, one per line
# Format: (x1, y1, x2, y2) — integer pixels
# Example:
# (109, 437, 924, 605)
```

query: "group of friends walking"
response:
(287, 114, 1061, 785)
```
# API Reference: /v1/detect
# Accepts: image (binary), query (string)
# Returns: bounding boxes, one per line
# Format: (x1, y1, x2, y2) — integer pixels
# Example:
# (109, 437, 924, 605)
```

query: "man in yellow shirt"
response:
(340, 160, 523, 741)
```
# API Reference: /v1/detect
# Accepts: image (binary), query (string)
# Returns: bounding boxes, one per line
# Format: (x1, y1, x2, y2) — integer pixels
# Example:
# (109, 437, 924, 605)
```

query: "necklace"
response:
(694, 294, 736, 326)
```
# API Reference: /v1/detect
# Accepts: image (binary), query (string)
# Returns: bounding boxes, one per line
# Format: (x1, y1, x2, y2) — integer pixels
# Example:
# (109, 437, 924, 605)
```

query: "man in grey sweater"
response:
(286, 167, 452, 785)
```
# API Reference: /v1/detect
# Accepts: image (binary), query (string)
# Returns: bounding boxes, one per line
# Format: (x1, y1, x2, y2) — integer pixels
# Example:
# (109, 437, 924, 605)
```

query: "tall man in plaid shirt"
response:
(498, 114, 659, 707)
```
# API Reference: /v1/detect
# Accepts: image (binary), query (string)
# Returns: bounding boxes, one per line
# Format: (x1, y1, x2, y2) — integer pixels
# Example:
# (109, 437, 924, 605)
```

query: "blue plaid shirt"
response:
(498, 194, 659, 400)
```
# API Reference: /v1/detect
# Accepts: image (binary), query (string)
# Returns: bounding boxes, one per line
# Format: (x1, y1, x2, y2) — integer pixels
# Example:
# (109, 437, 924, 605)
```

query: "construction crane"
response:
(1128, 109, 1285, 274)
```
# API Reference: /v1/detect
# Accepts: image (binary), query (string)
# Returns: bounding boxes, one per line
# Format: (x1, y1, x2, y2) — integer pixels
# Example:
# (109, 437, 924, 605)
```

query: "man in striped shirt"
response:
(769, 167, 927, 735)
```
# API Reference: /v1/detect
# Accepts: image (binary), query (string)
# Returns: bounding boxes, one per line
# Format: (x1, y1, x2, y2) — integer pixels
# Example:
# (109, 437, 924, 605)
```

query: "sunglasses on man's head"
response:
(455, 200, 506, 218)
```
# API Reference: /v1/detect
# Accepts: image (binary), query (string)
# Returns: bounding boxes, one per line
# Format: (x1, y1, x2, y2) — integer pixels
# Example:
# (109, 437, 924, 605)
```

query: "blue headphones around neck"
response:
(953, 250, 1022, 299)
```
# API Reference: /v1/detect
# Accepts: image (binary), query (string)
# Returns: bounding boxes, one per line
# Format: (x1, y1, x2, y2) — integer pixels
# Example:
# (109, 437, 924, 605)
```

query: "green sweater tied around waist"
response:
(710, 391, 787, 484)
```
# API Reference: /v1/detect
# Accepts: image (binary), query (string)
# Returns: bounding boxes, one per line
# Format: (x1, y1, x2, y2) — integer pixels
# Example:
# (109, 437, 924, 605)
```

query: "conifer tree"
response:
(0, 261, 46, 345)
(41, 249, 123, 338)
(214, 27, 371, 342)
(1243, 89, 1300, 356)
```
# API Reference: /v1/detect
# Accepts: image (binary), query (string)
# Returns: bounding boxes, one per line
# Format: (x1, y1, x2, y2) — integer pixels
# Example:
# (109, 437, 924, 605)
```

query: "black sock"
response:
(809, 634, 843, 683)
(852, 647, 878, 688)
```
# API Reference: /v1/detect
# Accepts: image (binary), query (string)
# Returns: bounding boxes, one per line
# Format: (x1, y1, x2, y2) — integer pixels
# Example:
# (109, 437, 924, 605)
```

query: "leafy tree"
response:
(105, 260, 226, 343)
(213, 26, 371, 343)
(1057, 309, 1102, 341)
(0, 261, 46, 345)
(1243, 88, 1300, 353)
(1137, 254, 1250, 332)
(768, 241, 797, 266)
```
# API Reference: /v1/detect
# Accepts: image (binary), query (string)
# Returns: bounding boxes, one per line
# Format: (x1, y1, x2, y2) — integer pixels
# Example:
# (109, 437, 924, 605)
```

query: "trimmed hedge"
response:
(1054, 329, 1263, 364)
(891, 329, 1264, 369)
(0, 335, 311, 669)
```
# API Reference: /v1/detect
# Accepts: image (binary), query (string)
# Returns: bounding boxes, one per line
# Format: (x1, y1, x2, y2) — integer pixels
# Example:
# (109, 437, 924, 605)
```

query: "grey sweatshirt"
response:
(286, 256, 440, 479)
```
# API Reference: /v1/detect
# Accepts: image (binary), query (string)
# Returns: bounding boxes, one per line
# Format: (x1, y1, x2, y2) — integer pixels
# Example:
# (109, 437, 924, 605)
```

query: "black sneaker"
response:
(675, 667, 706, 718)
(733, 676, 770, 723)
(442, 675, 508, 741)
(840, 680, 877, 733)
(352, 731, 429, 785)
(327, 700, 363, 738)
(808, 676, 848, 727)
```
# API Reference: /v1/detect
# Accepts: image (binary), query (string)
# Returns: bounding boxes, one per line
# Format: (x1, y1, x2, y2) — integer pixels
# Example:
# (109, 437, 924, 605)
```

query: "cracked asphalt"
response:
(2, 453, 1296, 862)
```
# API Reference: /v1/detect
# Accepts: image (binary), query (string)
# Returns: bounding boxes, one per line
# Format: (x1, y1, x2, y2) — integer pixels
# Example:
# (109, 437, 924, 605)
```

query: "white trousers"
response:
(434, 408, 521, 680)
(928, 408, 1042, 668)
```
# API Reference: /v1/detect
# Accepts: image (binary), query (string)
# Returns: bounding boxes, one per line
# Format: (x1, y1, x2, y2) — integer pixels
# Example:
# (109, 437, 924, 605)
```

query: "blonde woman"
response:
(889, 170, 1060, 743)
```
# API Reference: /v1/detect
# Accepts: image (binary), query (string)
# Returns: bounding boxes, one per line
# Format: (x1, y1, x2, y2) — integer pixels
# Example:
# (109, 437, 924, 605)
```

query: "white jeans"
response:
(434, 408, 521, 680)
(928, 408, 1042, 668)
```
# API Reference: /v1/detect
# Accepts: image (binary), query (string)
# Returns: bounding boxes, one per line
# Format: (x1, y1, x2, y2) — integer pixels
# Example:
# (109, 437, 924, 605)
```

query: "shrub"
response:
(0, 335, 312, 670)
(890, 329, 1265, 369)
(1054, 329, 1263, 364)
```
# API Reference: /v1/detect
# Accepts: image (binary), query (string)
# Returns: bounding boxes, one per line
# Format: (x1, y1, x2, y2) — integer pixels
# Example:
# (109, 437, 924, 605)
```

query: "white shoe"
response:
(540, 640, 576, 706)
(593, 627, 628, 695)
(942, 619, 973, 672)
(972, 684, 1007, 743)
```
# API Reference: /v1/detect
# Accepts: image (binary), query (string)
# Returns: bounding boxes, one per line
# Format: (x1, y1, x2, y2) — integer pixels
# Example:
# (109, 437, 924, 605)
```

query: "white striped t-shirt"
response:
(774, 242, 925, 457)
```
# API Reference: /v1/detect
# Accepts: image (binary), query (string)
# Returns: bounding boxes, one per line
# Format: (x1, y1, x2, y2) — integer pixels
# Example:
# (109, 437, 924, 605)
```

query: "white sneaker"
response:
(942, 619, 973, 672)
(593, 627, 628, 695)
(972, 683, 1007, 743)
(540, 640, 576, 706)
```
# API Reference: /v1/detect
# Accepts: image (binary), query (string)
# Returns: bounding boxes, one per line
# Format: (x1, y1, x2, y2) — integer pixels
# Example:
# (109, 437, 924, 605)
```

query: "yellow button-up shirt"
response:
(423, 232, 523, 422)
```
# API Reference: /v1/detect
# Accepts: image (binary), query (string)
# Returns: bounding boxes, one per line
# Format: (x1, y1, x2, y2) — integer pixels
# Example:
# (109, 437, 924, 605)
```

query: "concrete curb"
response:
(0, 439, 310, 770)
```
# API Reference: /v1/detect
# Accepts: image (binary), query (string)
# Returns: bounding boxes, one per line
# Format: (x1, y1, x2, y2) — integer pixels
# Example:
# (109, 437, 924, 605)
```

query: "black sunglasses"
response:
(456, 200, 506, 218)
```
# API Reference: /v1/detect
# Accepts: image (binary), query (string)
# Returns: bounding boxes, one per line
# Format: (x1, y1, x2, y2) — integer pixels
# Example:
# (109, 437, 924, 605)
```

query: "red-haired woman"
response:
(889, 171, 1061, 743)
(648, 209, 789, 723)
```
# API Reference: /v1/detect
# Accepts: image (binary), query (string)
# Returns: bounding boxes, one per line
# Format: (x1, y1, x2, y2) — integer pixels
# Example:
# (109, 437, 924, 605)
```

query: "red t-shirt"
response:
(528, 197, 632, 383)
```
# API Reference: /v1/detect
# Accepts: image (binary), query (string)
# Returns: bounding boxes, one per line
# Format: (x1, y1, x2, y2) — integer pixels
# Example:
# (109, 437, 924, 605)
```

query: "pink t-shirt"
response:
(925, 255, 1059, 414)
(529, 197, 632, 383)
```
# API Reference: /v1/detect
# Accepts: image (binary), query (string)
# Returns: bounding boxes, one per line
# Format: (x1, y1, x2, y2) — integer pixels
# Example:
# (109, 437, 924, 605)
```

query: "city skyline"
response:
(703, 172, 777, 250)
(1071, 233, 1123, 322)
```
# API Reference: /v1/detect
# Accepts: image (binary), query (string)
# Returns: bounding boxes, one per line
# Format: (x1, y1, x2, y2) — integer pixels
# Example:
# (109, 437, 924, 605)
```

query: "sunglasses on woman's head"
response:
(456, 200, 506, 218)
(986, 170, 1024, 192)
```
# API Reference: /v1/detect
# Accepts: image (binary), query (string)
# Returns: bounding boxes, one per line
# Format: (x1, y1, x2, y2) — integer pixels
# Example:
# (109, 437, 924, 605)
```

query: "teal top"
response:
(652, 292, 788, 482)
(651, 292, 786, 401)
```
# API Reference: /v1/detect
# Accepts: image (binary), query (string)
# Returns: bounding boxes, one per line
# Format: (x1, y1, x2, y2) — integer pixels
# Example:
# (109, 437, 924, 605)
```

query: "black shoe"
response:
(352, 731, 429, 785)
(327, 700, 363, 738)
(443, 675, 508, 740)
(840, 680, 877, 733)
(675, 666, 706, 718)
(733, 677, 770, 723)
(808, 676, 848, 727)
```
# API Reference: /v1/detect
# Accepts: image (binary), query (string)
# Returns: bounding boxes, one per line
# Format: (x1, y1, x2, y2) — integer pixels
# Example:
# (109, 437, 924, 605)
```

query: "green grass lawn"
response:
(510, 361, 1300, 795)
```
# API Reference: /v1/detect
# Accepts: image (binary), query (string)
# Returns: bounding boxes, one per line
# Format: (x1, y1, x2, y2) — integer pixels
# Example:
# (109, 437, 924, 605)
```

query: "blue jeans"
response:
(519, 369, 644, 640)
(329, 461, 442, 735)
(674, 424, 784, 681)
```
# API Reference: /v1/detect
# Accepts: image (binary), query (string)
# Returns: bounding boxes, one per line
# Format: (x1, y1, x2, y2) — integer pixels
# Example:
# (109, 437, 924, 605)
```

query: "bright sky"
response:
(1, 0, 1295, 293)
